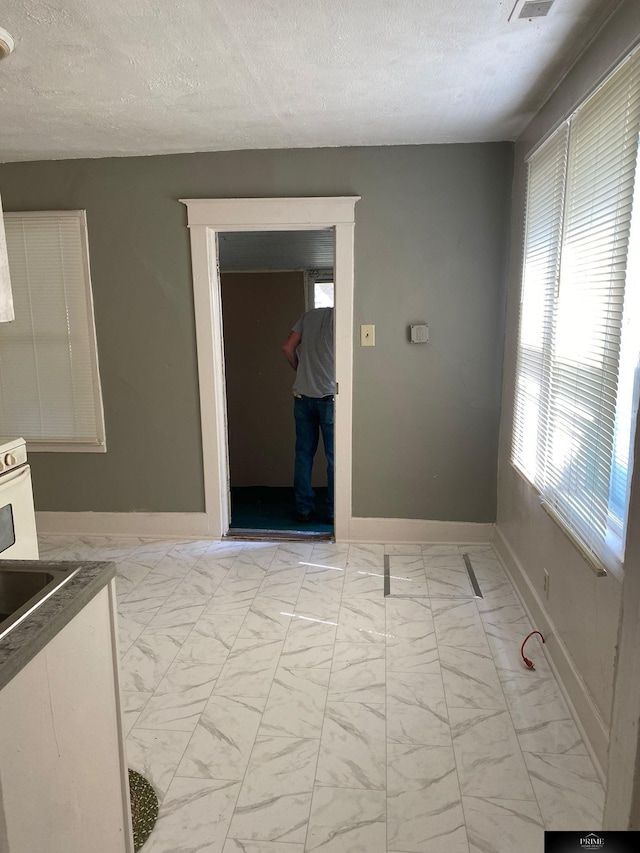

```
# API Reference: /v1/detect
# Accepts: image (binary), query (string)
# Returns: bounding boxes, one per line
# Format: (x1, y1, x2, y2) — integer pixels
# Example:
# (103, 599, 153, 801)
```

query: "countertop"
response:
(0, 560, 116, 691)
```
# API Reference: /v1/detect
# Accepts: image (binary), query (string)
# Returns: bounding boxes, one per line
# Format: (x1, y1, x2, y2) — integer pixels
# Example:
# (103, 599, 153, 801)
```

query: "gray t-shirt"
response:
(292, 308, 335, 397)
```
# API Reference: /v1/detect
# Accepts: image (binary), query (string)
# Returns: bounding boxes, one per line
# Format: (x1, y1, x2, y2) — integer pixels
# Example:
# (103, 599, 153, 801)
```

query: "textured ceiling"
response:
(0, 0, 623, 162)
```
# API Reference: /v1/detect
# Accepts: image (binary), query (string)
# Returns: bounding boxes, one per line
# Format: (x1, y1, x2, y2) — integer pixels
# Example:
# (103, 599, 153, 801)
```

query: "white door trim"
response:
(181, 197, 360, 540)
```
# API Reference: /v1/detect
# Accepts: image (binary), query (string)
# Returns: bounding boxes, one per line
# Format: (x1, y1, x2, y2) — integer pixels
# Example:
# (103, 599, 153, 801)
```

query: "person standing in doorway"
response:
(282, 307, 335, 523)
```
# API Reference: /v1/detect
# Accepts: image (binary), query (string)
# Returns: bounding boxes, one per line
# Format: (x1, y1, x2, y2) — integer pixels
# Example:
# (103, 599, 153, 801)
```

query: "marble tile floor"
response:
(39, 535, 605, 853)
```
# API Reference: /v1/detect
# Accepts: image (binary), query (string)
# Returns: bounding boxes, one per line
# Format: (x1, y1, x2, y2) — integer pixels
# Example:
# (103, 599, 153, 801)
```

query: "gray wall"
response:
(0, 143, 512, 518)
(496, 1, 640, 767)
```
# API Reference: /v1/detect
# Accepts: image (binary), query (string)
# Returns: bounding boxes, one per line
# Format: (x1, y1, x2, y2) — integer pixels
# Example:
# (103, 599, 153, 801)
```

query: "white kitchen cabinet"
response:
(0, 581, 133, 853)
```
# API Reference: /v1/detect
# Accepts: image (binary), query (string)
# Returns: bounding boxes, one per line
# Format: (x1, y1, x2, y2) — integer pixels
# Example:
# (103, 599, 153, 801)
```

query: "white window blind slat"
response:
(513, 124, 568, 484)
(0, 211, 106, 450)
(513, 48, 640, 577)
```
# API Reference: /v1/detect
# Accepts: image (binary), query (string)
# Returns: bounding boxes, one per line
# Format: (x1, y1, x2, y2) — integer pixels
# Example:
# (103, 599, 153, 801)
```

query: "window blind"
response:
(0, 211, 106, 450)
(513, 48, 640, 574)
(513, 125, 568, 483)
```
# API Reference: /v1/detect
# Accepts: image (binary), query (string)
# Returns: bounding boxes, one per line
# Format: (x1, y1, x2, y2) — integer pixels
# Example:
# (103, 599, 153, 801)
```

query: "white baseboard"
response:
(36, 511, 495, 545)
(347, 517, 494, 543)
(36, 512, 214, 539)
(494, 526, 609, 781)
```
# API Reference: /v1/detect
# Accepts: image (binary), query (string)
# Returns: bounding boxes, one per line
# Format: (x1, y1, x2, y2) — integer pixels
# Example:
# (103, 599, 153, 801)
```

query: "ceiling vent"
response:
(509, 0, 554, 21)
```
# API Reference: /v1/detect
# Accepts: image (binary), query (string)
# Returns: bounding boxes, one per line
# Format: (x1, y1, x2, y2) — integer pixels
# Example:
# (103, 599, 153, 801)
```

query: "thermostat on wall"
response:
(410, 324, 429, 343)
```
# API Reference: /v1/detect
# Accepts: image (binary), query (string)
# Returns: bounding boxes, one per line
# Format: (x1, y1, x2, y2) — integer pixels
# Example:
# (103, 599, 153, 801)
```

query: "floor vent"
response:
(462, 552, 483, 598)
(384, 553, 483, 599)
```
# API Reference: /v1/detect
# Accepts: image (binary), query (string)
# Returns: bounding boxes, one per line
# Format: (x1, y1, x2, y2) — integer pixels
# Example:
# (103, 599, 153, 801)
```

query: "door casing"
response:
(181, 197, 359, 539)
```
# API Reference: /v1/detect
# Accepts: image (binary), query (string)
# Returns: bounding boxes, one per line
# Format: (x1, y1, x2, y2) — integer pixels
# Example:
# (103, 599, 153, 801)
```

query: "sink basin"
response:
(0, 565, 79, 638)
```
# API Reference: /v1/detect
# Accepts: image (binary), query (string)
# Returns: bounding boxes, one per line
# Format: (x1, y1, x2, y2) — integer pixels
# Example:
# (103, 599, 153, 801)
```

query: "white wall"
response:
(496, 1, 640, 772)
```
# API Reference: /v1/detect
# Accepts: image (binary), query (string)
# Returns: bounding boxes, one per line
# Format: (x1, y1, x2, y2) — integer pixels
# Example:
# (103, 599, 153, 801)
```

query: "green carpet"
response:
(129, 769, 158, 851)
(230, 486, 334, 533)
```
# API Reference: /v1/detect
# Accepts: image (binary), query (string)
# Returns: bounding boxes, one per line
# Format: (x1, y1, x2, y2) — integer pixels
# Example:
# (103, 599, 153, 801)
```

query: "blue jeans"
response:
(294, 395, 334, 516)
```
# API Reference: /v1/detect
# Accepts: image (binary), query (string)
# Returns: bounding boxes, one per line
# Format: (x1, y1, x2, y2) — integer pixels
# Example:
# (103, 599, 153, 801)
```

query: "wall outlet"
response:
(543, 568, 549, 599)
(410, 323, 429, 343)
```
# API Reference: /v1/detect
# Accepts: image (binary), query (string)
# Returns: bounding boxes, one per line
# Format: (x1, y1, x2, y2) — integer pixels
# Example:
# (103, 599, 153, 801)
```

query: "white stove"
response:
(0, 437, 39, 559)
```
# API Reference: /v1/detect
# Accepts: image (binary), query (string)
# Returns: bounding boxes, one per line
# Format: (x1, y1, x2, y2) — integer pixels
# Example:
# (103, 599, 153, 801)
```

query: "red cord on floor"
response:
(521, 630, 545, 670)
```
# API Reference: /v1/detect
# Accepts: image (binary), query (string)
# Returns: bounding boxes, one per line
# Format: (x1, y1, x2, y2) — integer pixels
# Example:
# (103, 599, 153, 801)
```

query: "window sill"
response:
(26, 441, 107, 454)
(510, 460, 622, 583)
(539, 500, 618, 580)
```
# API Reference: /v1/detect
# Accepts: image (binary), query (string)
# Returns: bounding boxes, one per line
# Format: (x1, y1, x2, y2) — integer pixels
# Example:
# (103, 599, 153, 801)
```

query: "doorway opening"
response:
(181, 196, 359, 542)
(218, 229, 335, 536)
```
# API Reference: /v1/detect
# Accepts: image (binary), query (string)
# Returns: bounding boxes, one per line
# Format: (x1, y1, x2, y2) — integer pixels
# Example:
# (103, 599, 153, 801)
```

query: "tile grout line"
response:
(221, 542, 328, 850)
(428, 545, 471, 852)
(221, 547, 299, 835)
(301, 541, 351, 852)
(445, 551, 557, 813)
(218, 541, 297, 849)
(150, 542, 273, 807)
(124, 541, 245, 807)
(156, 552, 237, 790)
(388, 548, 474, 850)
(472, 544, 548, 829)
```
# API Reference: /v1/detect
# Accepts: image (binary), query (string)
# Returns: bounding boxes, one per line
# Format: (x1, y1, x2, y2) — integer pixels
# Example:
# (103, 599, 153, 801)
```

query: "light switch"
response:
(360, 324, 375, 346)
